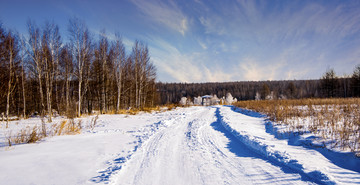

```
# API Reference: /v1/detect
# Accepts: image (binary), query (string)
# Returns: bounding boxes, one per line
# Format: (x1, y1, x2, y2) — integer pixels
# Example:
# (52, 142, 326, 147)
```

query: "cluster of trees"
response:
(157, 66, 360, 104)
(0, 18, 157, 123)
(320, 67, 360, 98)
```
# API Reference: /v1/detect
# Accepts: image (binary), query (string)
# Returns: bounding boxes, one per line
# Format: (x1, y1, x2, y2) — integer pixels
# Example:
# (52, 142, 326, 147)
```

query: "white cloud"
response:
(199, 16, 226, 35)
(238, 55, 290, 81)
(149, 38, 202, 82)
(130, 0, 188, 35)
(239, 58, 266, 81)
(148, 38, 240, 82)
(203, 67, 232, 82)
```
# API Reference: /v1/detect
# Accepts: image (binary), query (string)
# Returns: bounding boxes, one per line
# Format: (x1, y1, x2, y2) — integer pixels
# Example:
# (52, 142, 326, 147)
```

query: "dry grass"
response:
(88, 115, 99, 131)
(5, 118, 83, 147)
(162, 104, 178, 111)
(53, 119, 82, 135)
(3, 105, 176, 147)
(103, 105, 175, 115)
(234, 98, 360, 155)
(5, 126, 41, 146)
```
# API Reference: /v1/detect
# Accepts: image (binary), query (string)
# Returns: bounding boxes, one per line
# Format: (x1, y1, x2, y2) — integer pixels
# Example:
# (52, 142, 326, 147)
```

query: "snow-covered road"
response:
(1, 106, 360, 185)
(112, 106, 308, 185)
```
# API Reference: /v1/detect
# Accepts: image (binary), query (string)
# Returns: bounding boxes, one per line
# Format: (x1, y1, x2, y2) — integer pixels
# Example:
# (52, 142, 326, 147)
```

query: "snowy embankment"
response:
(218, 105, 360, 185)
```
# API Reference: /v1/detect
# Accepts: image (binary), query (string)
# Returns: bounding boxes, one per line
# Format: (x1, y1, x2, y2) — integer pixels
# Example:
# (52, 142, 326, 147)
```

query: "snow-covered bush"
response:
(265, 91, 275, 100)
(210, 95, 220, 105)
(179, 97, 187, 106)
(194, 96, 202, 105)
(225, 93, 236, 105)
(255, 92, 261, 100)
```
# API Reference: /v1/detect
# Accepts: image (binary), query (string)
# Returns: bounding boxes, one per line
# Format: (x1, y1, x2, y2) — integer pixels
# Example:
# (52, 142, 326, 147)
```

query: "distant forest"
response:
(157, 67, 360, 104)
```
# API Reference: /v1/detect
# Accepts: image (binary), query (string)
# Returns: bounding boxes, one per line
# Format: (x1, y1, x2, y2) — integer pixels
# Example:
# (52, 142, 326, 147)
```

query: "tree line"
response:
(157, 67, 360, 104)
(0, 18, 157, 123)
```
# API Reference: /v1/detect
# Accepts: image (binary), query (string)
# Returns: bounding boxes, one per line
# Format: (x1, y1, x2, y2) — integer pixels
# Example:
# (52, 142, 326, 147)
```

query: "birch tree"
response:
(59, 45, 73, 114)
(3, 30, 19, 127)
(112, 34, 125, 112)
(68, 17, 92, 117)
(98, 30, 108, 113)
(26, 20, 45, 116)
(45, 22, 61, 115)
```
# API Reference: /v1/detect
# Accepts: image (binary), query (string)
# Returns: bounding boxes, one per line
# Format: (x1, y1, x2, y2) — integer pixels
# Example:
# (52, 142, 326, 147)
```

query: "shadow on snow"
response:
(212, 106, 334, 185)
(230, 105, 360, 174)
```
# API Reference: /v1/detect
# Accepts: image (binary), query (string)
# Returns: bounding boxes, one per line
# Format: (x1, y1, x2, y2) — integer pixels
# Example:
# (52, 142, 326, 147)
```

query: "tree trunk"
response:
(78, 76, 82, 117)
(45, 68, 52, 122)
(102, 64, 106, 113)
(6, 49, 13, 128)
(116, 76, 122, 112)
(66, 71, 70, 113)
(21, 59, 26, 118)
(37, 65, 45, 116)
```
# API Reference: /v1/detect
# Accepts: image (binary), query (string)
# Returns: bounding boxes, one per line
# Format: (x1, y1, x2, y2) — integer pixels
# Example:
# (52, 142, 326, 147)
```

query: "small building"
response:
(202, 95, 212, 106)
(201, 95, 221, 106)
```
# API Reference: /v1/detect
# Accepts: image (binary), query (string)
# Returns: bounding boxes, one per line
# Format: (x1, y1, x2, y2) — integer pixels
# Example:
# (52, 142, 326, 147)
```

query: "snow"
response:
(1, 106, 360, 185)
(221, 106, 360, 184)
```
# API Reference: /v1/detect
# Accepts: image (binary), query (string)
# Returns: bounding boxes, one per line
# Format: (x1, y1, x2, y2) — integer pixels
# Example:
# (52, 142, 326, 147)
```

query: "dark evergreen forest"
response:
(157, 75, 358, 104)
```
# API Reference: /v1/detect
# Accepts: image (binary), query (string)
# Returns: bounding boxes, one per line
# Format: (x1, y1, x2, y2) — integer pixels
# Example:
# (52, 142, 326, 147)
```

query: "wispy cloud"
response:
(149, 38, 202, 82)
(149, 37, 239, 82)
(130, 0, 188, 35)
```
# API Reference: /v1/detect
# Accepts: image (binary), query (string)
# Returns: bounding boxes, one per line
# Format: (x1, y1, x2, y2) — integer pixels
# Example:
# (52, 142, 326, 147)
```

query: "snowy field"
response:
(1, 106, 360, 184)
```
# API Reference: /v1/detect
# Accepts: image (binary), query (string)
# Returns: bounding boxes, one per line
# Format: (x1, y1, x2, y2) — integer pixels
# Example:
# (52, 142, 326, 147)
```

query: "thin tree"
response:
(4, 30, 19, 127)
(19, 38, 27, 118)
(98, 30, 109, 113)
(42, 24, 53, 122)
(25, 20, 45, 116)
(46, 22, 61, 115)
(132, 41, 140, 108)
(68, 17, 92, 117)
(59, 45, 73, 114)
(112, 34, 125, 112)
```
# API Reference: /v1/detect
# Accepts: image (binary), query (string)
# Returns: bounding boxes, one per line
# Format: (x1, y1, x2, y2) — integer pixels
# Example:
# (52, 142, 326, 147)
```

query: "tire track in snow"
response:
(111, 106, 309, 185)
(90, 110, 190, 183)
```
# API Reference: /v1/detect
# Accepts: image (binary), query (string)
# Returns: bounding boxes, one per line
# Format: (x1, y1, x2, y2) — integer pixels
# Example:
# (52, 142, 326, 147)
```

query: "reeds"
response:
(234, 98, 360, 155)
(5, 126, 41, 146)
(5, 118, 84, 147)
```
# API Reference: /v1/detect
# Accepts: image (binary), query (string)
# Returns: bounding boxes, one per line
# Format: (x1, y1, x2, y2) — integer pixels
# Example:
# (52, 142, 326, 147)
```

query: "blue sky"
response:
(1, 0, 360, 82)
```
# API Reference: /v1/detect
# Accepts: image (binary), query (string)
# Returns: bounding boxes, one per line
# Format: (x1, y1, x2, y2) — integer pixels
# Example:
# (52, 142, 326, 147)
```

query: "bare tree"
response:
(98, 30, 109, 113)
(139, 44, 156, 108)
(46, 22, 62, 116)
(132, 41, 140, 108)
(68, 17, 92, 117)
(25, 20, 45, 116)
(3, 30, 19, 127)
(129, 41, 156, 109)
(59, 45, 73, 114)
(112, 34, 125, 112)
(19, 38, 27, 118)
(40, 21, 62, 122)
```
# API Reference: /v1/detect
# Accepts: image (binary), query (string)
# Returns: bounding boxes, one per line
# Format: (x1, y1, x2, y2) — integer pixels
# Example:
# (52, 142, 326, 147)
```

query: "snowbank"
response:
(217, 105, 360, 185)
